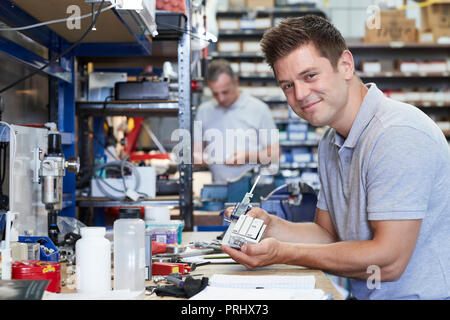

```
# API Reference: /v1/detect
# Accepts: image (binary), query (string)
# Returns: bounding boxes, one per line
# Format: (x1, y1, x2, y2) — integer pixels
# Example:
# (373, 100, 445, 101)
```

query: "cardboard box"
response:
(229, 0, 246, 9)
(364, 17, 417, 43)
(240, 62, 257, 74)
(418, 61, 447, 73)
(254, 18, 272, 29)
(256, 62, 272, 74)
(419, 28, 450, 43)
(419, 31, 434, 43)
(366, 10, 405, 29)
(380, 9, 405, 19)
(218, 41, 241, 52)
(246, 0, 274, 8)
(432, 27, 450, 42)
(218, 19, 240, 30)
(361, 61, 381, 73)
(230, 62, 240, 74)
(240, 18, 256, 30)
(242, 41, 261, 53)
(399, 61, 419, 73)
(420, 1, 450, 32)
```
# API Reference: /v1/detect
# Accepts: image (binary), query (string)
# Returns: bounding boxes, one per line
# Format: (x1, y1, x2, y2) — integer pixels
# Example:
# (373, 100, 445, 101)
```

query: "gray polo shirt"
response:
(317, 83, 450, 300)
(195, 91, 277, 183)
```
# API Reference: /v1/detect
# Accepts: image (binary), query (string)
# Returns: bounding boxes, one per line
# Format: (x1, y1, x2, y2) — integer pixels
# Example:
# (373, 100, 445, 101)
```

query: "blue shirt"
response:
(317, 83, 450, 299)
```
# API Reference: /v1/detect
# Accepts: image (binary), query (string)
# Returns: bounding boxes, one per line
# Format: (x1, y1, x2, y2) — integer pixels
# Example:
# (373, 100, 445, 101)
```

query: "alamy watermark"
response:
(171, 120, 280, 166)
(66, 5, 82, 30)
(367, 265, 381, 290)
(366, 5, 381, 30)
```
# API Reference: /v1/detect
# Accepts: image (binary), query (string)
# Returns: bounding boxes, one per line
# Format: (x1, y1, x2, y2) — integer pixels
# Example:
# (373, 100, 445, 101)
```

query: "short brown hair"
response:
(207, 59, 236, 82)
(260, 15, 348, 70)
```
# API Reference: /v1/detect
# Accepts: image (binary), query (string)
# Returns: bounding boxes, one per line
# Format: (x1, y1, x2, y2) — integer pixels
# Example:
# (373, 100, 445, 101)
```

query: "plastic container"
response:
(18, 236, 59, 262)
(147, 225, 178, 244)
(145, 220, 184, 244)
(0, 248, 12, 280)
(75, 227, 111, 295)
(144, 206, 170, 223)
(113, 208, 146, 294)
(12, 260, 61, 293)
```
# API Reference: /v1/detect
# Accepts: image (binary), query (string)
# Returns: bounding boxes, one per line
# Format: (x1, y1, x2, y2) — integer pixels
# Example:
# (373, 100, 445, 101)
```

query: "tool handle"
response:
(166, 274, 184, 287)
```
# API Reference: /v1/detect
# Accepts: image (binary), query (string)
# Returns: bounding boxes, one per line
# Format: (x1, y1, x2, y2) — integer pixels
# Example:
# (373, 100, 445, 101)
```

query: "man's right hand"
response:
(224, 206, 274, 237)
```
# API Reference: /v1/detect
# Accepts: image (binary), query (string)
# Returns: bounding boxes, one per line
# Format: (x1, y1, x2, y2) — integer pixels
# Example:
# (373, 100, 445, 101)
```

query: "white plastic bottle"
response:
(76, 227, 111, 295)
(113, 208, 146, 294)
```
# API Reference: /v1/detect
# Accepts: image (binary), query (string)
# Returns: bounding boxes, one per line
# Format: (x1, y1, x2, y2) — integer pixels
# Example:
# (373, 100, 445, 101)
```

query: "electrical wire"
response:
(0, 122, 17, 212)
(92, 159, 145, 200)
(0, 0, 106, 95)
(0, 3, 116, 31)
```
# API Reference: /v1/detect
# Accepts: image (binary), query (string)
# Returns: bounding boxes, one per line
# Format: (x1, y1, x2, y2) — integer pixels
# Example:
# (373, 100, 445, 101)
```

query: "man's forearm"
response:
(268, 215, 336, 244)
(280, 240, 398, 281)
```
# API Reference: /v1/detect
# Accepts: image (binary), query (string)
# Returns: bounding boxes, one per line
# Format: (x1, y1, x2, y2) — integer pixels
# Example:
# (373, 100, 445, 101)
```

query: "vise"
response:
(260, 181, 317, 222)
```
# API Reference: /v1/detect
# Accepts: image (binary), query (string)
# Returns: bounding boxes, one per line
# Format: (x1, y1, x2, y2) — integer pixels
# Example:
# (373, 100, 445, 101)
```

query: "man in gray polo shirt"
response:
(194, 59, 279, 183)
(222, 16, 450, 300)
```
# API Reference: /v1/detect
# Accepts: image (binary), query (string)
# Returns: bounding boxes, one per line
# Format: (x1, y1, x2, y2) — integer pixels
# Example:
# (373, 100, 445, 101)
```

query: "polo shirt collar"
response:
(217, 91, 246, 110)
(334, 83, 383, 149)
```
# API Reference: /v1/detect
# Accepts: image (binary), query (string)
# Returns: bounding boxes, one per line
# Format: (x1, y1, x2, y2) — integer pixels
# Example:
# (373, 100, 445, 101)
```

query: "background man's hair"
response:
(260, 15, 348, 70)
(207, 59, 236, 82)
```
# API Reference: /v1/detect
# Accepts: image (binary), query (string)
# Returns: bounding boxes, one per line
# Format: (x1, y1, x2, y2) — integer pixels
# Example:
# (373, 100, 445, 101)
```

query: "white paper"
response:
(190, 287, 328, 300)
(208, 274, 316, 289)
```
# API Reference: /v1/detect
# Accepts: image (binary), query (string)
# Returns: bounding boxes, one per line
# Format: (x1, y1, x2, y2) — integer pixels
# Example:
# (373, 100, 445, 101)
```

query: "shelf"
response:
(357, 71, 450, 78)
(239, 73, 276, 81)
(6, 2, 186, 57)
(216, 7, 325, 17)
(209, 52, 264, 59)
(347, 42, 450, 49)
(219, 29, 266, 37)
(76, 100, 179, 116)
(263, 99, 287, 104)
(274, 118, 307, 124)
(280, 140, 319, 148)
(280, 162, 318, 169)
(238, 71, 450, 80)
(77, 197, 179, 208)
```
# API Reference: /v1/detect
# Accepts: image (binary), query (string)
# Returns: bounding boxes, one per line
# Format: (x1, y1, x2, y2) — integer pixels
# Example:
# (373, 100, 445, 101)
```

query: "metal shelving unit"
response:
(350, 41, 450, 140)
(0, 0, 78, 218)
(77, 198, 179, 208)
(0, 1, 195, 229)
(76, 100, 180, 116)
(75, 4, 194, 230)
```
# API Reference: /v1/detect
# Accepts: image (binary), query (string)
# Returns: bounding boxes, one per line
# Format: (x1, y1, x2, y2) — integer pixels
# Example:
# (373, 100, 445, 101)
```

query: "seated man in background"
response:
(194, 59, 280, 183)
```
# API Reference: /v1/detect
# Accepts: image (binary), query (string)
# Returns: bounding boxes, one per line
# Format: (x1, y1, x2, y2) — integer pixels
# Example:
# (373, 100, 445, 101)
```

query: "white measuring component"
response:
(221, 175, 267, 249)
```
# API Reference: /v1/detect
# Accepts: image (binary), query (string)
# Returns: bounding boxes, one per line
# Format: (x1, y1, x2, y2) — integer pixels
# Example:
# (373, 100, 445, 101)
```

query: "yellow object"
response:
(87, 62, 94, 74)
(127, 118, 135, 132)
(397, 0, 439, 10)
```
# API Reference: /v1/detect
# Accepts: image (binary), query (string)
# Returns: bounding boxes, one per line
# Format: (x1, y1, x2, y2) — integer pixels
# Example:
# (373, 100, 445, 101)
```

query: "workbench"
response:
(145, 232, 344, 300)
(59, 231, 343, 300)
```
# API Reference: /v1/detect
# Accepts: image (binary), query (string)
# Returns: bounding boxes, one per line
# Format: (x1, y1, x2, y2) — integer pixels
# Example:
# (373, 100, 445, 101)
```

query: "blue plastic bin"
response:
(18, 236, 59, 262)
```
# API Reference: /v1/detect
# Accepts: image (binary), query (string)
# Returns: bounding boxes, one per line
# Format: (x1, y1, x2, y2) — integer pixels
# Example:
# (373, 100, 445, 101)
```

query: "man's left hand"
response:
(221, 237, 283, 269)
(225, 150, 250, 166)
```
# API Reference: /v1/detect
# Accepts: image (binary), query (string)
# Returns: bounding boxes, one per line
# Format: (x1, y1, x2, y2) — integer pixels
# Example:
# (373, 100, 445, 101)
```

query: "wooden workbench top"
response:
(146, 232, 344, 300)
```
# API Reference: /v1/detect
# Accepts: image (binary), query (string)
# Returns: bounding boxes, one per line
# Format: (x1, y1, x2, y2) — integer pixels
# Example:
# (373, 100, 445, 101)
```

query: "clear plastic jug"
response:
(113, 208, 146, 294)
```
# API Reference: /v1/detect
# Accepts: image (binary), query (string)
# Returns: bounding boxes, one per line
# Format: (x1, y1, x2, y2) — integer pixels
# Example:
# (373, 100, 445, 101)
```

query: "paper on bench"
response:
(189, 287, 328, 300)
(208, 274, 316, 289)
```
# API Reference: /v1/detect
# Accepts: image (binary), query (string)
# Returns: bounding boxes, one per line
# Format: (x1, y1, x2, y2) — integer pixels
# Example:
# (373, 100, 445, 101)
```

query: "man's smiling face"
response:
(274, 43, 350, 129)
